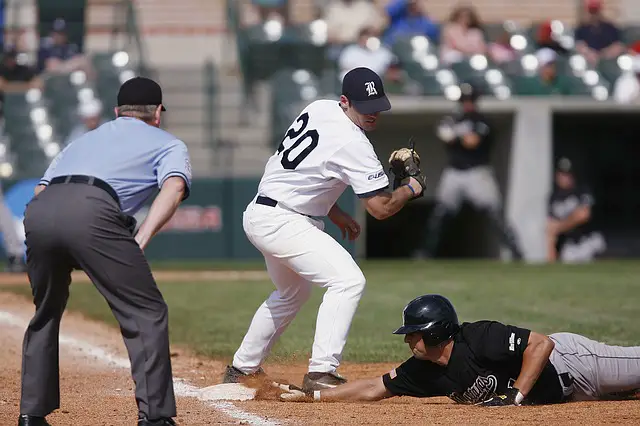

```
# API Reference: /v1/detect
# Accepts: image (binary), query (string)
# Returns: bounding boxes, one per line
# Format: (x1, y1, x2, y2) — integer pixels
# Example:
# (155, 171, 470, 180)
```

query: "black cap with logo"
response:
(117, 76, 167, 111)
(556, 157, 573, 173)
(341, 67, 391, 115)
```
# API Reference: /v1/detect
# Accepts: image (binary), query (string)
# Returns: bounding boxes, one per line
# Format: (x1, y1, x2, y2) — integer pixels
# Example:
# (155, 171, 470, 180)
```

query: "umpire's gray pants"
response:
(436, 166, 501, 211)
(20, 183, 176, 419)
(549, 332, 640, 401)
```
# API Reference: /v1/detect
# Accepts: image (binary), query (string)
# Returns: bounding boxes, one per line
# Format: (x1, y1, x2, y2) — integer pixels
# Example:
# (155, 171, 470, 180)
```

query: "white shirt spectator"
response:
(613, 59, 640, 104)
(324, 0, 385, 44)
(338, 38, 395, 81)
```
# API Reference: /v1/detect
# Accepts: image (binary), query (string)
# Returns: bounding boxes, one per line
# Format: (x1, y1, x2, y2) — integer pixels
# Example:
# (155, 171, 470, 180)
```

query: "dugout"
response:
(553, 112, 640, 258)
(363, 110, 515, 259)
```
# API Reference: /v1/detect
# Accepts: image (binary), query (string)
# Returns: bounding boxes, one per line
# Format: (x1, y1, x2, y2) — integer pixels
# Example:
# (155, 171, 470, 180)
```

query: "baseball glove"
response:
(388, 147, 427, 197)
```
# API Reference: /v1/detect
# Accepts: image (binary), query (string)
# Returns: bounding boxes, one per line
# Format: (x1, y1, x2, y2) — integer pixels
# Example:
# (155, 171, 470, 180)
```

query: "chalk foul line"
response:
(0, 311, 280, 426)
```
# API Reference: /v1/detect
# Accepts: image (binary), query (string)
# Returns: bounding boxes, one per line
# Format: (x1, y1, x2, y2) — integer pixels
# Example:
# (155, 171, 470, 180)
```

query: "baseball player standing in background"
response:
(547, 157, 605, 263)
(0, 181, 27, 272)
(18, 77, 191, 426)
(224, 67, 427, 392)
(414, 83, 523, 260)
(279, 294, 640, 405)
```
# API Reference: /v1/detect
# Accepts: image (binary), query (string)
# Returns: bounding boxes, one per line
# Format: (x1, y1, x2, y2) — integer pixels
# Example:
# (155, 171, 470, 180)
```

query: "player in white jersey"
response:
(223, 67, 428, 392)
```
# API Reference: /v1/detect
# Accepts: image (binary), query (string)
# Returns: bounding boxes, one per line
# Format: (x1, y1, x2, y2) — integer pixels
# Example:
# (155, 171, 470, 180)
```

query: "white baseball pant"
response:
(232, 197, 366, 374)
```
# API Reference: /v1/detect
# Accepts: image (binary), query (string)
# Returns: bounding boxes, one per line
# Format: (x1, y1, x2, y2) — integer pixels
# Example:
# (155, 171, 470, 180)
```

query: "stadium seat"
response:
(622, 24, 640, 45)
(597, 58, 623, 86)
(3, 93, 50, 178)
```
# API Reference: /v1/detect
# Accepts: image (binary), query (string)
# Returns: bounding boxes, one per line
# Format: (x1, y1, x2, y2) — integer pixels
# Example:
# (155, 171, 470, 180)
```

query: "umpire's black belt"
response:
(50, 175, 120, 207)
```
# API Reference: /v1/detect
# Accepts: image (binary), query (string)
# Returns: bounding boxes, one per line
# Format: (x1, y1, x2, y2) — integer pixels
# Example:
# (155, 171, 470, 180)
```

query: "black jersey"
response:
(548, 184, 595, 241)
(443, 111, 492, 170)
(382, 321, 563, 405)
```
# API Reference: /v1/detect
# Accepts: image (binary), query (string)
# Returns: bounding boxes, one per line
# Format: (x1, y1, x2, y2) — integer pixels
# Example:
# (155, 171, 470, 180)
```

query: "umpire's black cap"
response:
(117, 76, 167, 111)
(341, 67, 391, 115)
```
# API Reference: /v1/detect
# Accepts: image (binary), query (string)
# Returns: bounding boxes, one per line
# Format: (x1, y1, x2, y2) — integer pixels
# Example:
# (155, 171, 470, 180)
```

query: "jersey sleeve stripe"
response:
(160, 171, 191, 200)
(38, 179, 50, 186)
(356, 185, 388, 199)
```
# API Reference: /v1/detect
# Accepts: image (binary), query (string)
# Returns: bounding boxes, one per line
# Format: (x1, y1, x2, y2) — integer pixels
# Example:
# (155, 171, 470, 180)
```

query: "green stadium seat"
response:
(484, 22, 509, 43)
(449, 60, 496, 96)
(622, 25, 640, 45)
(598, 57, 623, 85)
(3, 93, 50, 178)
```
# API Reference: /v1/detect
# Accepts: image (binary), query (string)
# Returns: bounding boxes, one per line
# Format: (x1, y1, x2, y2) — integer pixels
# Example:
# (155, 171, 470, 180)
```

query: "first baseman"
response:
(18, 77, 191, 426)
(223, 67, 427, 392)
(279, 294, 640, 405)
(416, 83, 523, 260)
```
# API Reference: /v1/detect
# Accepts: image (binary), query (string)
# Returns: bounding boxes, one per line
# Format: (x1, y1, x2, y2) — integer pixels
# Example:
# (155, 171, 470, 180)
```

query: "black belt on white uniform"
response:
(256, 195, 317, 218)
(49, 175, 120, 207)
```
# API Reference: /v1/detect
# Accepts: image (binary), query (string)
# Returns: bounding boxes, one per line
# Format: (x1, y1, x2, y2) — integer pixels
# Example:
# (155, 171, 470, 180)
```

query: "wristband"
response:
(313, 390, 321, 401)
(515, 391, 524, 405)
(406, 184, 416, 196)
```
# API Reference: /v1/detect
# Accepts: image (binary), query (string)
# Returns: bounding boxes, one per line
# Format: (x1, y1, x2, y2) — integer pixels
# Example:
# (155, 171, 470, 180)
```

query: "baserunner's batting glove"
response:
(476, 387, 523, 407)
(272, 382, 313, 402)
(388, 147, 426, 198)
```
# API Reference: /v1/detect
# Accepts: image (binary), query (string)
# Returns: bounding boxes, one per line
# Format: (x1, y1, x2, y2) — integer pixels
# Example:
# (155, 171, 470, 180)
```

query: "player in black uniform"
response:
(278, 294, 640, 405)
(415, 83, 523, 260)
(547, 157, 605, 263)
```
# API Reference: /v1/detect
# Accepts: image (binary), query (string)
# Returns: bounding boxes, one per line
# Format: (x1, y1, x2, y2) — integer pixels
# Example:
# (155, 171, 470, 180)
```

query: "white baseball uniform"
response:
(233, 99, 389, 374)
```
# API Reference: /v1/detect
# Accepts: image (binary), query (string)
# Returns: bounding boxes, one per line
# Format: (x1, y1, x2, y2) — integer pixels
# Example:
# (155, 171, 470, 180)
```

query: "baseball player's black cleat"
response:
(222, 365, 265, 383)
(138, 415, 177, 426)
(302, 372, 348, 392)
(17, 415, 50, 426)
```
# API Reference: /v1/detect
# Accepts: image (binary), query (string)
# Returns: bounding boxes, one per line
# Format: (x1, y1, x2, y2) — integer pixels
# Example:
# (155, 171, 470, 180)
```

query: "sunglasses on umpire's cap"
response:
(117, 76, 167, 111)
(342, 67, 391, 115)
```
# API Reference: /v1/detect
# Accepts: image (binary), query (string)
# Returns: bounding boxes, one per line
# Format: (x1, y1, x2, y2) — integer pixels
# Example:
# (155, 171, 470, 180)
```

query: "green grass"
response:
(6, 260, 640, 364)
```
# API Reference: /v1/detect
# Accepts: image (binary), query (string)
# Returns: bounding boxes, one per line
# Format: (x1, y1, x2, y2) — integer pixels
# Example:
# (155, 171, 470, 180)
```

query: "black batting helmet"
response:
(393, 294, 460, 347)
(459, 82, 480, 103)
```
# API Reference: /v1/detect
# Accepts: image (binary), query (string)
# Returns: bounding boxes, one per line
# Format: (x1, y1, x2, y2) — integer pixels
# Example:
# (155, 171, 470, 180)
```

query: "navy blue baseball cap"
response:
(342, 67, 391, 115)
(117, 76, 167, 111)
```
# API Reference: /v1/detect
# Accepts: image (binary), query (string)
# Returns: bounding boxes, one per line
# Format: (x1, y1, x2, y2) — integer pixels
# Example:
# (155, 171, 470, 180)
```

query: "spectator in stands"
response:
(0, 46, 43, 93)
(574, 0, 625, 65)
(516, 48, 571, 95)
(382, 0, 439, 47)
(37, 18, 95, 78)
(251, 0, 288, 24)
(439, 5, 486, 65)
(536, 20, 569, 55)
(612, 56, 640, 104)
(488, 30, 517, 65)
(64, 99, 106, 146)
(324, 0, 385, 46)
(338, 27, 398, 82)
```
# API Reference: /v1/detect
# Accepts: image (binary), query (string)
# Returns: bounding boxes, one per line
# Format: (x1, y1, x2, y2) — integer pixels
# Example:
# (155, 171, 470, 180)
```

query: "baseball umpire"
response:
(18, 77, 191, 426)
(547, 157, 606, 263)
(279, 294, 640, 405)
(415, 83, 523, 260)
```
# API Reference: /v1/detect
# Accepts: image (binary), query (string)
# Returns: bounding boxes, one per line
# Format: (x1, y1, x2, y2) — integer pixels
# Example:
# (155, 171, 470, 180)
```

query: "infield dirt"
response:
(0, 272, 638, 425)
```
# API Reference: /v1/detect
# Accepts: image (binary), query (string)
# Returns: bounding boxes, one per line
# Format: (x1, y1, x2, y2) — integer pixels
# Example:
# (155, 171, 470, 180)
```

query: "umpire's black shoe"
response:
(302, 371, 347, 392)
(222, 365, 265, 383)
(17, 415, 50, 426)
(138, 416, 177, 426)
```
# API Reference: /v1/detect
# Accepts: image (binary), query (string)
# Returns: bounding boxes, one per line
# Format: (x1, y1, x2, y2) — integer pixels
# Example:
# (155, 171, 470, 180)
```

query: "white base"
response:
(198, 383, 258, 401)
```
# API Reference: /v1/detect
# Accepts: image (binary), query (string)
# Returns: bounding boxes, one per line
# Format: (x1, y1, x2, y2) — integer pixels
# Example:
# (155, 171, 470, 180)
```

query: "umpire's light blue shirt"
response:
(40, 117, 192, 215)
